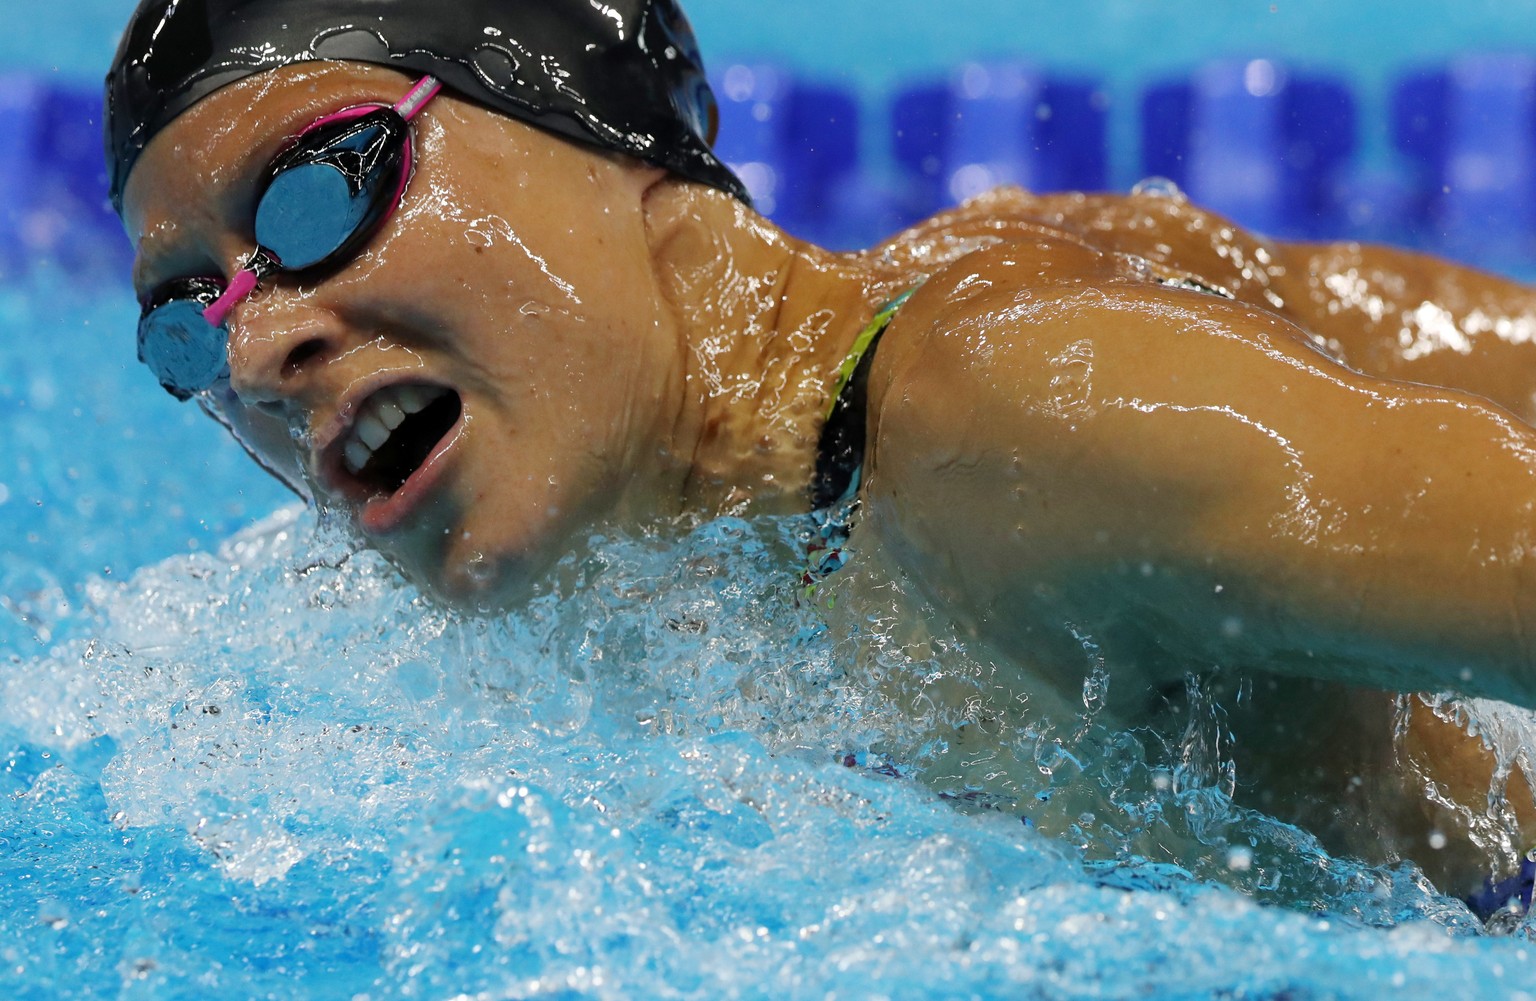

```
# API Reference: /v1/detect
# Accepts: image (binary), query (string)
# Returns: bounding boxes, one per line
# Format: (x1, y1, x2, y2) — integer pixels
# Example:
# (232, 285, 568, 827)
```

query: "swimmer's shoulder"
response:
(864, 214, 1327, 450)
(874, 185, 1284, 314)
(867, 225, 1135, 392)
(875, 185, 1254, 261)
(868, 183, 1236, 351)
(858, 231, 1129, 483)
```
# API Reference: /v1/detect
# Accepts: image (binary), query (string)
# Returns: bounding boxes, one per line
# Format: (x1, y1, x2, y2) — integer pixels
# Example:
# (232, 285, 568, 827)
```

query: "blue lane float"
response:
(1394, 55, 1536, 267)
(0, 72, 44, 281)
(890, 62, 1108, 227)
(710, 62, 876, 249)
(1141, 59, 1357, 239)
(10, 58, 1536, 287)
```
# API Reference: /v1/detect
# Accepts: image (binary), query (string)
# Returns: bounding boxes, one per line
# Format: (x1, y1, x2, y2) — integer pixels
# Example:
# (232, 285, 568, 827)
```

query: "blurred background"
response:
(12, 0, 1536, 597)
(16, 0, 1536, 276)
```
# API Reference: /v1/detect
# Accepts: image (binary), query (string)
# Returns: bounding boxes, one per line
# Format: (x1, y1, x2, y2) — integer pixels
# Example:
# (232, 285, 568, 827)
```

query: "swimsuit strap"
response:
(810, 287, 918, 510)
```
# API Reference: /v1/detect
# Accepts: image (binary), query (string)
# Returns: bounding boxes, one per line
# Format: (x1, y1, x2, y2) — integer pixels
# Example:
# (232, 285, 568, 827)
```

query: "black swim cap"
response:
(104, 0, 749, 213)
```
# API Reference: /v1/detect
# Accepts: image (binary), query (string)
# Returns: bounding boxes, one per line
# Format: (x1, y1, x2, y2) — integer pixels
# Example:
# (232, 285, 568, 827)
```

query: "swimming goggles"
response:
(136, 75, 442, 401)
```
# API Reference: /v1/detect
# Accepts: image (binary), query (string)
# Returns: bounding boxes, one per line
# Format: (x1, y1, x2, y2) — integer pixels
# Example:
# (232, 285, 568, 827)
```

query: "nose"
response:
(224, 286, 343, 409)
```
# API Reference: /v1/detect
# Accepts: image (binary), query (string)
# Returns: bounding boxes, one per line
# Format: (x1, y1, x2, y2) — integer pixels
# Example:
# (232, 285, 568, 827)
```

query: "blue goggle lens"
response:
(137, 279, 230, 400)
(254, 111, 409, 272)
(255, 162, 374, 271)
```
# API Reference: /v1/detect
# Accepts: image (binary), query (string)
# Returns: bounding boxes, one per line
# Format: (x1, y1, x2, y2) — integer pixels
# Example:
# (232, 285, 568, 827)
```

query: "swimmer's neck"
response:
(642, 181, 911, 515)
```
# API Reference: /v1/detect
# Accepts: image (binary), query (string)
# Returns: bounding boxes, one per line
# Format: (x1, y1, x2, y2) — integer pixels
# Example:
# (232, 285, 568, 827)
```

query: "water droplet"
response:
(37, 900, 69, 930)
(463, 552, 495, 585)
(1120, 254, 1153, 281)
(1130, 176, 1185, 200)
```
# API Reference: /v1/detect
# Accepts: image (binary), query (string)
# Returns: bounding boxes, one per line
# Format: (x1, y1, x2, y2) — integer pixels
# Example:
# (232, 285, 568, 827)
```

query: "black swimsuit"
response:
(800, 289, 917, 597)
(809, 288, 916, 510)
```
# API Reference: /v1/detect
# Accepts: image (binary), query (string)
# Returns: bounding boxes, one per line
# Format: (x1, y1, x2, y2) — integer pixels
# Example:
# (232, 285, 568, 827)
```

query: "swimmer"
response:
(105, 0, 1536, 903)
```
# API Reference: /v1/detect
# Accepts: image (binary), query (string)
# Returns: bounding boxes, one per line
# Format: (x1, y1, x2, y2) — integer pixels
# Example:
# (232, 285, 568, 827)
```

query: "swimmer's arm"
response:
(866, 249, 1536, 707)
(1273, 241, 1536, 424)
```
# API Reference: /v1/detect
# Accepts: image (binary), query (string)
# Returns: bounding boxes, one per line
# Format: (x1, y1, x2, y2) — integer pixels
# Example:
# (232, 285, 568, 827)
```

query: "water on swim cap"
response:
(103, 0, 748, 212)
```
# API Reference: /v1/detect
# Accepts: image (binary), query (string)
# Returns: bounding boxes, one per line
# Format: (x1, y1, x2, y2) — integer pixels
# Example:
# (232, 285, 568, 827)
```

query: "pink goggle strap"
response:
(200, 75, 443, 329)
(394, 76, 441, 121)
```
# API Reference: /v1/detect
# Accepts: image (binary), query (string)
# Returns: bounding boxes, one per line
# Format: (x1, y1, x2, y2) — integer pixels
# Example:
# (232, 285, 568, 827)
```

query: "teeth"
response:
(396, 386, 434, 414)
(339, 384, 451, 477)
(375, 399, 406, 430)
(355, 411, 391, 449)
(344, 439, 372, 473)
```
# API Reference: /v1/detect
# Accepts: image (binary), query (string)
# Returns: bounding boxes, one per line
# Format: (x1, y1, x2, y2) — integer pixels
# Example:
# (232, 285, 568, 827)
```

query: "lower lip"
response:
(357, 413, 466, 536)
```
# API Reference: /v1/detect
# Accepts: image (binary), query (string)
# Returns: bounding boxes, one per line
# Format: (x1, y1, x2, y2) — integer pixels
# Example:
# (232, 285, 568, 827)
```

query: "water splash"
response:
(8, 503, 1536, 996)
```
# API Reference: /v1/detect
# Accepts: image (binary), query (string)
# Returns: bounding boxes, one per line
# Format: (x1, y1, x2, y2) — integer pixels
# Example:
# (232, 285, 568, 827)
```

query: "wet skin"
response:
(124, 63, 1536, 889)
(864, 191, 1536, 886)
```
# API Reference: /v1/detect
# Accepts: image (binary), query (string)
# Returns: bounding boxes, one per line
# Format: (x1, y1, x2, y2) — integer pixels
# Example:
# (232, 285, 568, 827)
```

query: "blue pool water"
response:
(7, 274, 1536, 998)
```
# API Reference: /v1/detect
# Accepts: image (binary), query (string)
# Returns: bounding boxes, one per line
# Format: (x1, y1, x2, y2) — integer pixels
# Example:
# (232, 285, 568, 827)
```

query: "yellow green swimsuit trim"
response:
(809, 286, 919, 511)
(825, 287, 918, 422)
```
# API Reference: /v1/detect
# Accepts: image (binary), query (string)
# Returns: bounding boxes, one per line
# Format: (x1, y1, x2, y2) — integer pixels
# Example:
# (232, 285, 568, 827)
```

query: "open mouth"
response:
(339, 384, 463, 496)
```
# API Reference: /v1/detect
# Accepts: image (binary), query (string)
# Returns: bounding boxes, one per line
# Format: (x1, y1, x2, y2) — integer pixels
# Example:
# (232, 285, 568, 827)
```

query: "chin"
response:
(349, 452, 620, 611)
(383, 529, 568, 613)
(437, 553, 541, 611)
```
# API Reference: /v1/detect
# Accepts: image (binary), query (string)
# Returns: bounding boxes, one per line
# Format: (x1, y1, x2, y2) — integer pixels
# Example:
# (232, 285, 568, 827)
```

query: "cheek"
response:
(376, 140, 677, 461)
(403, 139, 658, 314)
(366, 188, 595, 350)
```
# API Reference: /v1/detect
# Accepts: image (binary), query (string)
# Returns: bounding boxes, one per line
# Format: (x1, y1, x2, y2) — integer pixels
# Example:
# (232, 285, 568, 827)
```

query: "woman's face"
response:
(122, 62, 688, 604)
